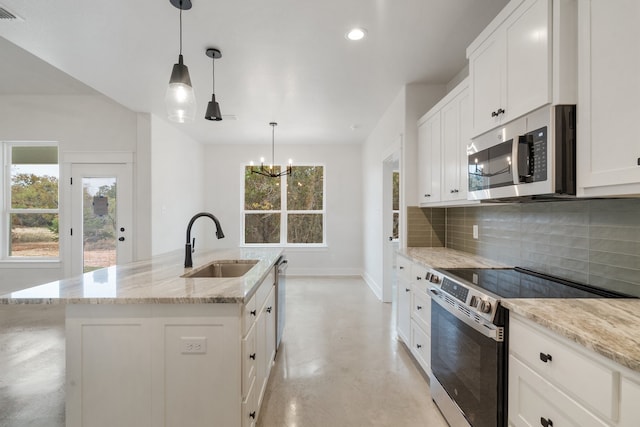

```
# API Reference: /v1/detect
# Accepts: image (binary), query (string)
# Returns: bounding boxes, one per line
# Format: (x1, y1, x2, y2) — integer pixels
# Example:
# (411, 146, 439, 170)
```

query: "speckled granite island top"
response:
(502, 299, 640, 373)
(399, 247, 507, 269)
(0, 247, 283, 305)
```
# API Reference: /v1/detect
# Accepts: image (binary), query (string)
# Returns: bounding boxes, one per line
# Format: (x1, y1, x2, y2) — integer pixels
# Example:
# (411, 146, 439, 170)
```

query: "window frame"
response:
(241, 163, 326, 247)
(2, 141, 60, 261)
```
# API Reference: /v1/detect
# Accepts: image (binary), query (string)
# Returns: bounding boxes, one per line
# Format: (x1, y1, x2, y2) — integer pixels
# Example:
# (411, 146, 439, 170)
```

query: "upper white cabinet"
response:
(417, 111, 441, 204)
(577, 0, 640, 196)
(467, 0, 576, 138)
(417, 79, 476, 207)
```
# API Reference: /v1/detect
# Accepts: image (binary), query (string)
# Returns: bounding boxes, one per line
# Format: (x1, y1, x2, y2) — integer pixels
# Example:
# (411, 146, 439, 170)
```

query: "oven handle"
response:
(430, 287, 504, 342)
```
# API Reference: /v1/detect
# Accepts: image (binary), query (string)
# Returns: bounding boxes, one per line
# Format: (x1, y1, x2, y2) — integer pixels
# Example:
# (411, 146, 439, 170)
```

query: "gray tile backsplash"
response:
(407, 207, 446, 247)
(444, 199, 640, 297)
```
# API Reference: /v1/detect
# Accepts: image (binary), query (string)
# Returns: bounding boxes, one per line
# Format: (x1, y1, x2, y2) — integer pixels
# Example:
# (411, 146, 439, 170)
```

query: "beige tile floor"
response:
(0, 277, 447, 427)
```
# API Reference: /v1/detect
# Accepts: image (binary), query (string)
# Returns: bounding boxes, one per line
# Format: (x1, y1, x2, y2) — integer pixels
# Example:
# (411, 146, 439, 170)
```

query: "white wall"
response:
(361, 84, 445, 299)
(202, 143, 362, 275)
(0, 94, 143, 293)
(149, 116, 205, 256)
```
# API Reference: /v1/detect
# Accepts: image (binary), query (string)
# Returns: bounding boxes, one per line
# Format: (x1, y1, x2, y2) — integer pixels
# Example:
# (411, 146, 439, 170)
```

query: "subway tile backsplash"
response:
(444, 199, 640, 297)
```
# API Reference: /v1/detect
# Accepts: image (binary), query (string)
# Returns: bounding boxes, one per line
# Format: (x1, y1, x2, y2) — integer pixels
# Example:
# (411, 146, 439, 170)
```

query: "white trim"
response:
(62, 151, 134, 164)
(362, 270, 383, 301)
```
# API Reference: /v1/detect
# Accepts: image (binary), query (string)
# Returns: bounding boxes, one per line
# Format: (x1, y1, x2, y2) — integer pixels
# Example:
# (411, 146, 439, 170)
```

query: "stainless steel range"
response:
(427, 267, 632, 427)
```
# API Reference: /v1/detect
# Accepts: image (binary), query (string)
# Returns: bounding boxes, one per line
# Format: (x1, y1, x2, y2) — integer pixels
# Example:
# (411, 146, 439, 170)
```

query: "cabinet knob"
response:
(417, 305, 423, 310)
(249, 353, 256, 360)
(540, 417, 553, 427)
(250, 310, 256, 316)
(405, 288, 411, 292)
(399, 266, 404, 270)
(450, 189, 459, 194)
(497, 108, 505, 115)
(417, 344, 422, 349)
(416, 276, 422, 281)
(491, 110, 499, 117)
(539, 352, 552, 363)
(118, 237, 125, 242)
(266, 306, 272, 313)
(424, 194, 431, 197)
(249, 411, 256, 419)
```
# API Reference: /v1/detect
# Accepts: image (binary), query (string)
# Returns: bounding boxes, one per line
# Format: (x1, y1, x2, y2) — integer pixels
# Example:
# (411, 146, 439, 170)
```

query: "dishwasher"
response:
(275, 255, 288, 351)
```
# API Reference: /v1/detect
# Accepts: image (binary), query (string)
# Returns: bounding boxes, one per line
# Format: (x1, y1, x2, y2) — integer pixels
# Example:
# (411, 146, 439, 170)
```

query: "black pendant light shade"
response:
(166, 0, 196, 123)
(205, 48, 223, 121)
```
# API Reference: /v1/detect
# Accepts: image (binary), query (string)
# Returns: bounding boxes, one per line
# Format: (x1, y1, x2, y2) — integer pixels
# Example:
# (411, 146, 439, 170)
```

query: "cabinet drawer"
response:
(254, 277, 273, 312)
(396, 255, 413, 282)
(410, 321, 430, 374)
(242, 376, 257, 427)
(509, 355, 608, 427)
(242, 322, 257, 400)
(510, 317, 618, 420)
(411, 287, 431, 332)
(620, 376, 640, 427)
(243, 294, 257, 337)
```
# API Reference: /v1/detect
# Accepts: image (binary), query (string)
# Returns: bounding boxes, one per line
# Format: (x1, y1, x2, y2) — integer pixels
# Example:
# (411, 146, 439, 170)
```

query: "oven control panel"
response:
(431, 270, 500, 324)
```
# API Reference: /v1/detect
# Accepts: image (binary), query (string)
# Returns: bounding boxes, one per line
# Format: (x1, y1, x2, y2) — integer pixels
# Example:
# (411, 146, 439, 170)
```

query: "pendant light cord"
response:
(212, 56, 215, 92)
(179, 7, 183, 56)
(271, 123, 275, 168)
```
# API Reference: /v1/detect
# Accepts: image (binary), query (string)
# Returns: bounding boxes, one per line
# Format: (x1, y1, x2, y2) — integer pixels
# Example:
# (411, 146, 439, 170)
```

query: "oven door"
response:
(430, 297, 506, 427)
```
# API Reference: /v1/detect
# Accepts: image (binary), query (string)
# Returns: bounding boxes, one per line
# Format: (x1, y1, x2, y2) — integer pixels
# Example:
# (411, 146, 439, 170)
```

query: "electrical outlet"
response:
(473, 224, 479, 240)
(180, 337, 207, 354)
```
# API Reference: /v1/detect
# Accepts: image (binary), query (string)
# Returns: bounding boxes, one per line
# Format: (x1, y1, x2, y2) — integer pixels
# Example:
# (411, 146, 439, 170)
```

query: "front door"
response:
(70, 163, 132, 275)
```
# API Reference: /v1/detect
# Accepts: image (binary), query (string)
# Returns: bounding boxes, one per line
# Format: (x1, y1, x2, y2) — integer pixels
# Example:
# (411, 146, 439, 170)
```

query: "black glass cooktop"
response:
(441, 267, 631, 299)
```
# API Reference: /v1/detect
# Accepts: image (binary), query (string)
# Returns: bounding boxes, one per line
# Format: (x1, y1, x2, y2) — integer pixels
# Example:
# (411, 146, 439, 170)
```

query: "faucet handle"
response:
(191, 238, 196, 253)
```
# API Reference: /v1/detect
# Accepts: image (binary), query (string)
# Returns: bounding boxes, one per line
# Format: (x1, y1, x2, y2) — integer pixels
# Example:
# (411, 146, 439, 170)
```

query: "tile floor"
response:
(0, 277, 447, 426)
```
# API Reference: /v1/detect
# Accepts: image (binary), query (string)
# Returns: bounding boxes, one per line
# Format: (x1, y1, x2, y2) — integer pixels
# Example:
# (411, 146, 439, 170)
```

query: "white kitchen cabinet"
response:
(257, 286, 276, 408)
(418, 79, 477, 207)
(508, 314, 640, 427)
(577, 0, 640, 196)
(468, 0, 577, 138)
(441, 82, 471, 202)
(396, 254, 413, 345)
(417, 111, 441, 204)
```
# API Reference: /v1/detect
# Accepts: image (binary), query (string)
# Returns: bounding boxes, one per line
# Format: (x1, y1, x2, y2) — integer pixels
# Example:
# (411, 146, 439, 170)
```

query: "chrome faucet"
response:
(184, 212, 225, 268)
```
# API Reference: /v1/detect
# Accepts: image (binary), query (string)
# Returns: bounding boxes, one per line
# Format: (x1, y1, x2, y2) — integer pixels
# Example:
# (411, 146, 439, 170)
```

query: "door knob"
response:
(118, 237, 125, 242)
(120, 227, 125, 232)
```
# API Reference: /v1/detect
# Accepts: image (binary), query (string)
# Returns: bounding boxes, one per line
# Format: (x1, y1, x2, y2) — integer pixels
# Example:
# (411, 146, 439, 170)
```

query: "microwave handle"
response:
(512, 136, 520, 185)
(518, 134, 534, 183)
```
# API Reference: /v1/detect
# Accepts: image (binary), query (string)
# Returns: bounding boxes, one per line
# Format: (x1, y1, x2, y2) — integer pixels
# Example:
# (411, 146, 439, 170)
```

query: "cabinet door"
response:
(441, 87, 471, 201)
(417, 112, 441, 203)
(396, 256, 412, 344)
(470, 30, 505, 137)
(505, 0, 551, 121)
(264, 287, 276, 376)
(410, 321, 430, 374)
(578, 0, 640, 195)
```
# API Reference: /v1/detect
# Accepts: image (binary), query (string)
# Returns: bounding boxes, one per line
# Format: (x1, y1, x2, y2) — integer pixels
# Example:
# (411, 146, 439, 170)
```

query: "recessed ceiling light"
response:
(346, 28, 367, 41)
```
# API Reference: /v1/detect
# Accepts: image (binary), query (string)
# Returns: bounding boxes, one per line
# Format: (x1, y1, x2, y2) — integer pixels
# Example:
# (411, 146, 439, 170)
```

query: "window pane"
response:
(10, 213, 59, 257)
(393, 212, 399, 240)
(245, 213, 280, 244)
(392, 171, 399, 211)
(244, 166, 281, 210)
(287, 166, 323, 210)
(11, 146, 59, 209)
(288, 214, 323, 244)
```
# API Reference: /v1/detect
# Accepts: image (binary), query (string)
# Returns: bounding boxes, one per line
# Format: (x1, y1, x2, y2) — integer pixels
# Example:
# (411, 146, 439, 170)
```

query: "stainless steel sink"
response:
(182, 259, 259, 278)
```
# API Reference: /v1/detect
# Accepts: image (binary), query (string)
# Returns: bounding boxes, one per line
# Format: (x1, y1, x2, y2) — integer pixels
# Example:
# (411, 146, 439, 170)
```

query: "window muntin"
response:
(5, 143, 59, 259)
(243, 164, 325, 246)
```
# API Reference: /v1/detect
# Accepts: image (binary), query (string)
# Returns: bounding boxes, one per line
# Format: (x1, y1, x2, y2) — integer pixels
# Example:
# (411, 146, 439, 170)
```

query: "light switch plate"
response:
(472, 224, 479, 240)
(180, 337, 207, 354)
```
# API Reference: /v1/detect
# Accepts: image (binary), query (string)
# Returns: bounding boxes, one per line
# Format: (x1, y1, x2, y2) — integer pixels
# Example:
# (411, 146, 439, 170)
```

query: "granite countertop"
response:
(502, 299, 640, 374)
(0, 247, 283, 305)
(399, 247, 507, 269)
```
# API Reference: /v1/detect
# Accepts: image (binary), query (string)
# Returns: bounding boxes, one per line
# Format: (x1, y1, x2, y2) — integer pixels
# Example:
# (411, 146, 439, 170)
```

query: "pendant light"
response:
(251, 122, 292, 177)
(165, 0, 196, 123)
(204, 48, 222, 121)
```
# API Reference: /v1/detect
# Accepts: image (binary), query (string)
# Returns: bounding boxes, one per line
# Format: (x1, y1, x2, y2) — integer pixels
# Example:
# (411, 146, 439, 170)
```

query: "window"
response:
(243, 165, 325, 245)
(3, 143, 59, 259)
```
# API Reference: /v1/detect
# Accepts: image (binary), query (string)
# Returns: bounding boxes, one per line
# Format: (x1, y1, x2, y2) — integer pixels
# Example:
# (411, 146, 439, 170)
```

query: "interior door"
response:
(70, 163, 133, 275)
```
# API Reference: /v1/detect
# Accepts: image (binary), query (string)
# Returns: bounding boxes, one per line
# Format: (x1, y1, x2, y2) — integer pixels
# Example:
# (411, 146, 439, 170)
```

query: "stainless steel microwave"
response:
(467, 105, 576, 201)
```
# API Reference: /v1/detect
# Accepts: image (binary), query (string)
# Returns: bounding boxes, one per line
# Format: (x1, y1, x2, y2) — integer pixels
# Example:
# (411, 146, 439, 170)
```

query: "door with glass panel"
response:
(70, 164, 132, 275)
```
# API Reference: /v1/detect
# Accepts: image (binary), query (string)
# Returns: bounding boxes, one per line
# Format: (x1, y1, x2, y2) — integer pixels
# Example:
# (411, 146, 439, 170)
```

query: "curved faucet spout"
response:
(184, 212, 225, 268)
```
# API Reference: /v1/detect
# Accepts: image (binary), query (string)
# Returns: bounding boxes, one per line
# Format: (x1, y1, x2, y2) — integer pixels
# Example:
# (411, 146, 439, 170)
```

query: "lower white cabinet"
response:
(66, 268, 277, 427)
(396, 254, 413, 344)
(396, 253, 432, 376)
(509, 314, 640, 427)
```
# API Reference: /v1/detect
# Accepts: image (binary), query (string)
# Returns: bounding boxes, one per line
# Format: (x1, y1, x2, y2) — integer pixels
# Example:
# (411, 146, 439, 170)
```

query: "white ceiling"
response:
(0, 0, 508, 145)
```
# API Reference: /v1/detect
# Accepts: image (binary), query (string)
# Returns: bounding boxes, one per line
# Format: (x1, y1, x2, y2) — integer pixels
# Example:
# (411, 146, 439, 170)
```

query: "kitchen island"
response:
(1, 247, 283, 427)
